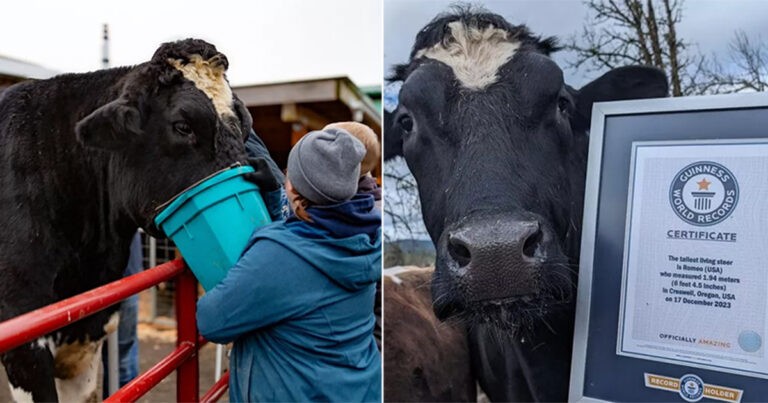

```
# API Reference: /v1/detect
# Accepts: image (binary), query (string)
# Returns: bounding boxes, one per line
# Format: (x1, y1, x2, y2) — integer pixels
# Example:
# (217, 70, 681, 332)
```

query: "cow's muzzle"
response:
(434, 212, 559, 313)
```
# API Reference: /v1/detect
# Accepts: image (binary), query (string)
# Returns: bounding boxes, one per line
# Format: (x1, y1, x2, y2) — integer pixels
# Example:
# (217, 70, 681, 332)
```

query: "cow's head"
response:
(386, 9, 667, 333)
(75, 39, 252, 237)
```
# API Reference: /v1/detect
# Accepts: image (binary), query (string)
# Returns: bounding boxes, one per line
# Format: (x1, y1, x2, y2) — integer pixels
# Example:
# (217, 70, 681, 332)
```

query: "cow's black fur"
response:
(0, 39, 251, 401)
(386, 7, 668, 401)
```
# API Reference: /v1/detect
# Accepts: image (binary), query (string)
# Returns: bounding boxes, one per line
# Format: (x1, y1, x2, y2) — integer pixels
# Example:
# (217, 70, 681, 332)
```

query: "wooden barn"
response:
(234, 76, 382, 177)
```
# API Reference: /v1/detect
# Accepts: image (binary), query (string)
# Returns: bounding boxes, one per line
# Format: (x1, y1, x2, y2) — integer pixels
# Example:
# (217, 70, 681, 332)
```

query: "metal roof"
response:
(0, 55, 58, 79)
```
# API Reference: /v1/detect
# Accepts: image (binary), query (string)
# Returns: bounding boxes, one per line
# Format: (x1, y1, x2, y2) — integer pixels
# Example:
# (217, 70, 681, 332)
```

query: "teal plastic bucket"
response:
(154, 165, 272, 290)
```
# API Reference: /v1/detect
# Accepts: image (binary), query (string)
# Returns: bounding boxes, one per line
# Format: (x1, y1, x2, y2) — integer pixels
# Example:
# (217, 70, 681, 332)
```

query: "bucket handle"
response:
(153, 162, 244, 214)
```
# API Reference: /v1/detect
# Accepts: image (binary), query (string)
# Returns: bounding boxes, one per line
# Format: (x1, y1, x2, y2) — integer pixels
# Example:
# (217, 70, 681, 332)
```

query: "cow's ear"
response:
(572, 66, 668, 133)
(75, 99, 142, 151)
(383, 110, 403, 160)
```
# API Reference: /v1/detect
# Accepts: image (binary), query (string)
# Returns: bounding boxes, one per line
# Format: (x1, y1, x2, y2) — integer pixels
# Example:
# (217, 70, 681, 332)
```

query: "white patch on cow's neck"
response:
(9, 384, 34, 403)
(415, 21, 520, 90)
(54, 341, 102, 403)
(168, 54, 235, 117)
(35, 336, 56, 354)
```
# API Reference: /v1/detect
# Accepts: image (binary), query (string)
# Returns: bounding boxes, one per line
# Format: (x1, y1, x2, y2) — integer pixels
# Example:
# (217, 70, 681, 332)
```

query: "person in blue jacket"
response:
(197, 128, 382, 402)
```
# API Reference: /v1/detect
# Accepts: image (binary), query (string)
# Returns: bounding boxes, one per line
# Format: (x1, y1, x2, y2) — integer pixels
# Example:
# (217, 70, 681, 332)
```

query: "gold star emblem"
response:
(697, 177, 711, 191)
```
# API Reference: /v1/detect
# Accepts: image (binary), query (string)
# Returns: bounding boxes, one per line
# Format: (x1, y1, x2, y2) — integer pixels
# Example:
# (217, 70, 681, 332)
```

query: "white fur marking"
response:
(384, 266, 432, 285)
(104, 311, 120, 334)
(169, 54, 234, 117)
(9, 384, 34, 403)
(415, 21, 520, 90)
(384, 271, 403, 285)
(54, 342, 102, 403)
(34, 336, 58, 358)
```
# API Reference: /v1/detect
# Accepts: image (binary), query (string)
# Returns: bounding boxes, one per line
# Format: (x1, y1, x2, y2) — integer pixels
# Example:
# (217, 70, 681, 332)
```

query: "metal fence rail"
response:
(0, 258, 227, 402)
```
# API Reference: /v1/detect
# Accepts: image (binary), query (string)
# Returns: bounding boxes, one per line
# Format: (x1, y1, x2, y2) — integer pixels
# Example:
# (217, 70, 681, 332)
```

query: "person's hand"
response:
(243, 158, 281, 192)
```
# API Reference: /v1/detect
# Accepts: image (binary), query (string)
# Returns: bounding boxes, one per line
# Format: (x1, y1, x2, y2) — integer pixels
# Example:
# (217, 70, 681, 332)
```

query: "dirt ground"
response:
(0, 324, 229, 403)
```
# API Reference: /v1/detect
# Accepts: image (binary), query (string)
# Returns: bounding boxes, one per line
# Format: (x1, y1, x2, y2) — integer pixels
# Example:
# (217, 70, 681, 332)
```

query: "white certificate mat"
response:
(617, 139, 768, 379)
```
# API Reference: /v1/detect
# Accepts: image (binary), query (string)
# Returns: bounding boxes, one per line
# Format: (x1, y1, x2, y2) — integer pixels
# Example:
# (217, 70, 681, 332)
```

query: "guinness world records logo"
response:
(679, 374, 704, 402)
(669, 161, 739, 226)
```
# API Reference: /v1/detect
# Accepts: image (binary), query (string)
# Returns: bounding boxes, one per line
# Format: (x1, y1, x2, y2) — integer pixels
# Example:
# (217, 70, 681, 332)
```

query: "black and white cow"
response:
(385, 8, 668, 401)
(0, 39, 254, 402)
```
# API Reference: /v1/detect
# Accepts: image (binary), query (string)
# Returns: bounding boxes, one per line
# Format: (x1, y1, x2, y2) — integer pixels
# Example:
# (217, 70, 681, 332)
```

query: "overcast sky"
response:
(5, 1, 764, 89)
(385, 0, 768, 87)
(0, 0, 382, 87)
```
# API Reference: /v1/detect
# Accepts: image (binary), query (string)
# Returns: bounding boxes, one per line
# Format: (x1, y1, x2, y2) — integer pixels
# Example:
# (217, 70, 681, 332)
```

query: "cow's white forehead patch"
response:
(168, 54, 235, 117)
(414, 21, 520, 90)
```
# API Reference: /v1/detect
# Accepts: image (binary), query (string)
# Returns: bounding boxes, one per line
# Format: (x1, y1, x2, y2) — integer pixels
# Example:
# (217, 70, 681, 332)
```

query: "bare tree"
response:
(696, 30, 768, 94)
(383, 158, 429, 243)
(568, 0, 699, 95)
(570, 0, 767, 96)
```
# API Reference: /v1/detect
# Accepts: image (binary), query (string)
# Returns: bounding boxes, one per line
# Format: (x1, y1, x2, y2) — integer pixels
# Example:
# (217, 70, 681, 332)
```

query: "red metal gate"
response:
(0, 258, 228, 402)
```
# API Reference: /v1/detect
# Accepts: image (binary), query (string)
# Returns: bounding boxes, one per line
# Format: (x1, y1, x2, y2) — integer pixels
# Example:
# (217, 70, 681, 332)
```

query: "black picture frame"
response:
(569, 93, 768, 403)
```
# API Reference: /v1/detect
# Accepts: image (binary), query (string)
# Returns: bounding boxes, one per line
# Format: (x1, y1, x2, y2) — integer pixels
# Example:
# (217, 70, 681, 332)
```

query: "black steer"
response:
(0, 39, 253, 402)
(385, 9, 668, 401)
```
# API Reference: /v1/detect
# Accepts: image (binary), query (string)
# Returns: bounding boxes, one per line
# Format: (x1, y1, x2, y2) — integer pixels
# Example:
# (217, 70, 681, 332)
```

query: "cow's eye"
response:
(557, 96, 571, 114)
(173, 122, 193, 137)
(398, 114, 414, 134)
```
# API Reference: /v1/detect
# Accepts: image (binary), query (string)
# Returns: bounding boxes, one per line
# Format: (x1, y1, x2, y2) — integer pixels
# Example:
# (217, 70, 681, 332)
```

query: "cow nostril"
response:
(522, 228, 544, 259)
(447, 238, 472, 267)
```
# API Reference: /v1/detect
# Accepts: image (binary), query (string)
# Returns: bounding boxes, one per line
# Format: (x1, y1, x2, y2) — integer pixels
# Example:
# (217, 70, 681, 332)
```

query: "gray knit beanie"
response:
(287, 128, 366, 205)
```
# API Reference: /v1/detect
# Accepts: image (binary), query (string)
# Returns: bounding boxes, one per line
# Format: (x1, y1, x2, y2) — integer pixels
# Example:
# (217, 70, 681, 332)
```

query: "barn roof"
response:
(234, 76, 381, 132)
(0, 54, 58, 80)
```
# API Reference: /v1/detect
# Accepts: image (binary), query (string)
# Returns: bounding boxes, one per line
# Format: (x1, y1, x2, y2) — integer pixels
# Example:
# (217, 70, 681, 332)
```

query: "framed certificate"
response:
(569, 93, 768, 403)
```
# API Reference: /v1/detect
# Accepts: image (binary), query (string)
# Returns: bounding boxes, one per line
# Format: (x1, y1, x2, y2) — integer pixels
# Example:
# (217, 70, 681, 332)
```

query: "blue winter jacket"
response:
(197, 194, 382, 402)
